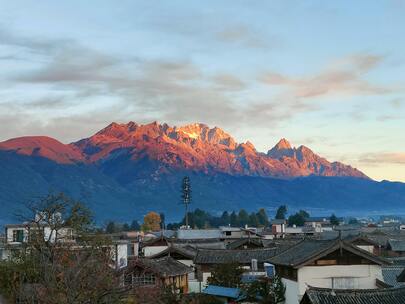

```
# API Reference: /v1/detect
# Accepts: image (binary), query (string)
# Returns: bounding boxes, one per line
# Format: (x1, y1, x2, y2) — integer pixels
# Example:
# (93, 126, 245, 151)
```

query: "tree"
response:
(288, 210, 309, 227)
(0, 193, 121, 303)
(272, 274, 286, 303)
(106, 221, 116, 233)
(122, 223, 130, 231)
(220, 211, 230, 226)
(298, 210, 309, 219)
(330, 213, 340, 226)
(160, 212, 166, 230)
(348, 217, 359, 225)
(275, 205, 287, 220)
(230, 211, 239, 227)
(256, 208, 269, 227)
(243, 276, 285, 304)
(207, 263, 244, 288)
(248, 212, 259, 227)
(130, 220, 141, 231)
(142, 211, 161, 231)
(238, 209, 249, 227)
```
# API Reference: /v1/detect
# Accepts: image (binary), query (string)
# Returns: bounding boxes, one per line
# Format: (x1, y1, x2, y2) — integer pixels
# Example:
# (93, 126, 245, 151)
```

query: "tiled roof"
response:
(268, 239, 389, 268)
(398, 268, 405, 282)
(301, 286, 405, 304)
(148, 244, 197, 259)
(126, 257, 192, 277)
(226, 238, 264, 249)
(382, 266, 405, 287)
(194, 248, 277, 264)
(388, 239, 405, 252)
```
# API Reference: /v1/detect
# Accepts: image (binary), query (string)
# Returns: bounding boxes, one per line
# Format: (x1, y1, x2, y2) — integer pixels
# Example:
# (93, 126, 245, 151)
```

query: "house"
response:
(120, 256, 192, 294)
(271, 219, 286, 238)
(5, 223, 74, 245)
(177, 229, 222, 240)
(268, 239, 390, 304)
(380, 265, 405, 287)
(300, 286, 405, 304)
(194, 248, 277, 285)
(387, 239, 405, 257)
(140, 235, 171, 257)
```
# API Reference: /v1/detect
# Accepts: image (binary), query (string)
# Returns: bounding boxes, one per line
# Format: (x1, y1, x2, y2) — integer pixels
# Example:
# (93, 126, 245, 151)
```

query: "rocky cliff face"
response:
(0, 121, 368, 179)
(69, 121, 367, 179)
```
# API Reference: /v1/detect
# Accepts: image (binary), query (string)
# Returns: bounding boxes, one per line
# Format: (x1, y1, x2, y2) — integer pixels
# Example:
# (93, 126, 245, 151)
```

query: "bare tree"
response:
(0, 193, 125, 304)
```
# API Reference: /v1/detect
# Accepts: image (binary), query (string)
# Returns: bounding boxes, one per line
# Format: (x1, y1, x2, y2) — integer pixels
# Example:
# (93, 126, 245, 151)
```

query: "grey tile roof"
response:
(388, 239, 405, 252)
(148, 244, 197, 259)
(301, 286, 405, 304)
(268, 239, 389, 268)
(194, 248, 277, 264)
(126, 256, 192, 277)
(382, 266, 405, 287)
(398, 268, 405, 282)
(226, 238, 264, 250)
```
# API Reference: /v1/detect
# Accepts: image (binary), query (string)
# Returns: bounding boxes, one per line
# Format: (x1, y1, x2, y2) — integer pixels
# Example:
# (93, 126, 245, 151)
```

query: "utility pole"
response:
(181, 176, 191, 229)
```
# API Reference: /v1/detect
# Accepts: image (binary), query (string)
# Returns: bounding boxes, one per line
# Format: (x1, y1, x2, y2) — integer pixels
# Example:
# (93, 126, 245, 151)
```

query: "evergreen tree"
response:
(130, 220, 140, 231)
(248, 212, 260, 227)
(256, 208, 269, 227)
(106, 221, 116, 233)
(330, 213, 340, 226)
(207, 263, 243, 288)
(220, 211, 230, 226)
(122, 223, 130, 231)
(275, 205, 287, 220)
(230, 211, 239, 227)
(238, 209, 249, 226)
(288, 210, 309, 227)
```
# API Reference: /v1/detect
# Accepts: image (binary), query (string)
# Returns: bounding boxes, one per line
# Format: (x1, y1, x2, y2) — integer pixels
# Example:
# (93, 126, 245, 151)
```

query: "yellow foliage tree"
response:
(142, 211, 161, 231)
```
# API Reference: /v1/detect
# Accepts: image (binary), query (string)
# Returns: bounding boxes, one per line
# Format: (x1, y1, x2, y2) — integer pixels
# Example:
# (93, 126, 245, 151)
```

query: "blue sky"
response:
(0, 1, 405, 181)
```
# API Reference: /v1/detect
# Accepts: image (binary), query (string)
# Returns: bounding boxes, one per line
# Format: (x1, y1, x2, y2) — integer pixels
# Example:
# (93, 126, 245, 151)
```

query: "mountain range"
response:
(0, 121, 404, 224)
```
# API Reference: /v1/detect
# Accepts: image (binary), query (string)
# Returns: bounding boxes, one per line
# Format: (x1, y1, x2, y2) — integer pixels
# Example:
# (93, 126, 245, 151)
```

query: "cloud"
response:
(260, 53, 389, 99)
(0, 26, 71, 54)
(216, 25, 271, 49)
(359, 152, 405, 165)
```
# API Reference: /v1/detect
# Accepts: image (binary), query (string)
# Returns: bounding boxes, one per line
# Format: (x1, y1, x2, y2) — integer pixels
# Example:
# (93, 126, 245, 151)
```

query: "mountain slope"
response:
(0, 121, 403, 224)
(71, 121, 367, 179)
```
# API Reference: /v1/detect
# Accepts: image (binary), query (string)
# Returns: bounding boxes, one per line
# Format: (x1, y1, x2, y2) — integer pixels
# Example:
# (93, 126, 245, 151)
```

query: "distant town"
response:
(1, 183, 405, 303)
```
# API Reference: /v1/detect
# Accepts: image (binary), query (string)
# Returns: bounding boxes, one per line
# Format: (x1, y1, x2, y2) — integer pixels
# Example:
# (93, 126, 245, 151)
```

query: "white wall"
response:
(356, 245, 374, 253)
(6, 227, 28, 244)
(143, 245, 168, 257)
(282, 278, 299, 304)
(115, 244, 128, 269)
(295, 265, 382, 302)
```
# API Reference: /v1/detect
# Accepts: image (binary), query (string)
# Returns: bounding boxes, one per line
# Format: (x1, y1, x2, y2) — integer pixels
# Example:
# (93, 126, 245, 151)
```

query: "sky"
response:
(0, 1, 405, 182)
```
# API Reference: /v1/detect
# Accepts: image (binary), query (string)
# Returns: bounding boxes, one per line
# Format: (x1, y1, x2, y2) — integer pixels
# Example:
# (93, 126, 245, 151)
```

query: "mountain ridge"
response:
(0, 121, 404, 223)
(0, 121, 368, 179)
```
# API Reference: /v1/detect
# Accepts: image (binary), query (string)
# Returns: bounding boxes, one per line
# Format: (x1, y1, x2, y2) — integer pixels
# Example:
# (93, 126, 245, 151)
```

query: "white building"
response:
(269, 239, 389, 304)
(5, 223, 74, 245)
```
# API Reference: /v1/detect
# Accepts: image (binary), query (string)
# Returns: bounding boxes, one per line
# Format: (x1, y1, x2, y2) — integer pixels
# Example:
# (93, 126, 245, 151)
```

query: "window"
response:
(125, 273, 156, 286)
(12, 230, 24, 242)
(225, 231, 232, 236)
(332, 277, 358, 289)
